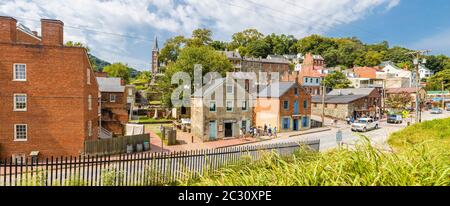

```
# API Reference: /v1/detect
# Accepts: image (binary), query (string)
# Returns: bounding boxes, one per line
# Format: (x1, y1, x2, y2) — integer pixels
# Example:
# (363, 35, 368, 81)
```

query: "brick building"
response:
(96, 77, 128, 137)
(0, 17, 99, 159)
(255, 82, 312, 132)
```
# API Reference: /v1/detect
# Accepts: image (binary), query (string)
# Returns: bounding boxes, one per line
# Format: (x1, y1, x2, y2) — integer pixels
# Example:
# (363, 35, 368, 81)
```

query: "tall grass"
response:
(181, 137, 449, 186)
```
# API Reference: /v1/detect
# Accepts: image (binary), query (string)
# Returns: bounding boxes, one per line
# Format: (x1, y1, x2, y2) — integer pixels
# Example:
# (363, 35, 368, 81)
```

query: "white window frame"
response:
(87, 69, 91, 85)
(88, 95, 92, 111)
(209, 101, 217, 112)
(13, 94, 27, 112)
(110, 94, 116, 103)
(14, 124, 28, 142)
(13, 64, 27, 81)
(226, 84, 234, 94)
(242, 100, 248, 111)
(88, 120, 92, 137)
(226, 100, 233, 112)
(128, 88, 133, 96)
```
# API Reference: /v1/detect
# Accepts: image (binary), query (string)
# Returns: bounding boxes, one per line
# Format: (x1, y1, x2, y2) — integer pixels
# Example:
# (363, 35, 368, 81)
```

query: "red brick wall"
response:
(0, 16, 17, 43)
(16, 30, 41, 45)
(279, 84, 312, 118)
(0, 44, 99, 159)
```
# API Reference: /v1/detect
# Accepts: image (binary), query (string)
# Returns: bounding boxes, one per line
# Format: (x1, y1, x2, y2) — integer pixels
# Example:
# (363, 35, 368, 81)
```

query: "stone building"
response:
(311, 88, 382, 120)
(0, 17, 99, 159)
(255, 82, 312, 132)
(191, 75, 255, 141)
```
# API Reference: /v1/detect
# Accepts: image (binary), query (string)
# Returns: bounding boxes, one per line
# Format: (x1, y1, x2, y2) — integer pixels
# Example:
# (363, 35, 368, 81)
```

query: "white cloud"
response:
(0, 0, 400, 70)
(410, 29, 450, 56)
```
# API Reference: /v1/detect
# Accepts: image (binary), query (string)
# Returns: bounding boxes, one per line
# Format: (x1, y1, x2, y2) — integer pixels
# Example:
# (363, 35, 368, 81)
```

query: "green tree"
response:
(103, 63, 131, 83)
(188, 28, 213, 47)
(385, 92, 413, 110)
(159, 36, 187, 64)
(247, 39, 271, 58)
(426, 55, 449, 73)
(322, 71, 352, 89)
(426, 69, 450, 91)
(159, 46, 233, 107)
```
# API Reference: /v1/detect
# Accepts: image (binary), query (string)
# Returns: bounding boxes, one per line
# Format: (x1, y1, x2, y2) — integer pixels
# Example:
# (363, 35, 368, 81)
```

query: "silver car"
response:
(351, 118, 379, 132)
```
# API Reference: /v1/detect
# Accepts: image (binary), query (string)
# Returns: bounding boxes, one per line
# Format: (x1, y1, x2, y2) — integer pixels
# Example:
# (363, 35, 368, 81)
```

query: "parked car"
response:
(446, 104, 450, 111)
(351, 118, 379, 132)
(387, 114, 403, 124)
(430, 108, 443, 114)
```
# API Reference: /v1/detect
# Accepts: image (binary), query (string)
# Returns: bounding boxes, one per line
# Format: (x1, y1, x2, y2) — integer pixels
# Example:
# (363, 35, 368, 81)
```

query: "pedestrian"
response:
(264, 124, 268, 135)
(274, 127, 277, 138)
(239, 127, 243, 138)
(346, 116, 351, 125)
(253, 127, 257, 138)
(268, 126, 272, 137)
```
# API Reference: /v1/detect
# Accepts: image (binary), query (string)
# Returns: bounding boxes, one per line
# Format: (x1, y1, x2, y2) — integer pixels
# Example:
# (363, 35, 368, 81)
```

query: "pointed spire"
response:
(153, 35, 159, 51)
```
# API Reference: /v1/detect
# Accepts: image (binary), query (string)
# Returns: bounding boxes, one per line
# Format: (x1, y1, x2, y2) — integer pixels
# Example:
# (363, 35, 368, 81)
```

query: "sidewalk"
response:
(147, 125, 333, 153)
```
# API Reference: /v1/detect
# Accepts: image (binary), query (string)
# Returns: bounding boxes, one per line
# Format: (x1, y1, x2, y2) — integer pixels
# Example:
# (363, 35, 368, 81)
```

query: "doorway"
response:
(293, 119, 299, 131)
(224, 123, 233, 138)
(209, 121, 217, 141)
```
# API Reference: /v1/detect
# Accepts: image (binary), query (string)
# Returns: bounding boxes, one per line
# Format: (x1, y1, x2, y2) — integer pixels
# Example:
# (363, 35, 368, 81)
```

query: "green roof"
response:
(427, 91, 450, 95)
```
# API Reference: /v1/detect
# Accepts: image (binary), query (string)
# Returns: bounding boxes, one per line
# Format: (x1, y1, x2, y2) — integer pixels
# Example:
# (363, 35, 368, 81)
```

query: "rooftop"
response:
(311, 95, 367, 104)
(327, 88, 376, 96)
(96, 77, 125, 93)
(258, 81, 296, 98)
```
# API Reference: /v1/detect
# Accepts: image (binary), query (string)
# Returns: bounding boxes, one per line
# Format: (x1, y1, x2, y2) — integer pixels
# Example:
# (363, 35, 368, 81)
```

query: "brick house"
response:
(282, 53, 326, 96)
(191, 74, 255, 141)
(0, 17, 99, 159)
(96, 77, 128, 137)
(311, 88, 382, 120)
(255, 82, 312, 132)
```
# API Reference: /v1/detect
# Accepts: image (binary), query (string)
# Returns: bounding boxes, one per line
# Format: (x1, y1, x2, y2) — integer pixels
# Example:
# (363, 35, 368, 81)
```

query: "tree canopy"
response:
(103, 63, 132, 83)
(322, 71, 352, 89)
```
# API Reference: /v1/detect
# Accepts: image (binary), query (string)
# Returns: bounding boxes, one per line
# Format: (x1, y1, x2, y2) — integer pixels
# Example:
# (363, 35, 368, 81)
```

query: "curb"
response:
(288, 128, 332, 137)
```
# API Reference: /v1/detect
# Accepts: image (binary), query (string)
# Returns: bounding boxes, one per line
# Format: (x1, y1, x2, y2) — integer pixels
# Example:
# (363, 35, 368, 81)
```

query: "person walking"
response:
(274, 127, 277, 138)
(264, 124, 268, 135)
(268, 126, 272, 137)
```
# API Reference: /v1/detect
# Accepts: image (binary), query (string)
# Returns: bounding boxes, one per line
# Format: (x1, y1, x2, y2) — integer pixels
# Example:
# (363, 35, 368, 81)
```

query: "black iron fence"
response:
(0, 140, 320, 186)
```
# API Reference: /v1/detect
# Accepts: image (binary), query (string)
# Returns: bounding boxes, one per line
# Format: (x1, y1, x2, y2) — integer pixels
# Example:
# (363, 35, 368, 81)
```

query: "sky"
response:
(1, 0, 449, 71)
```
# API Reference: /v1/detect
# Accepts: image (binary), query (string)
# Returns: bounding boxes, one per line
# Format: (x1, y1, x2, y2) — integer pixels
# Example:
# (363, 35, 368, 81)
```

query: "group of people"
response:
(245, 124, 278, 138)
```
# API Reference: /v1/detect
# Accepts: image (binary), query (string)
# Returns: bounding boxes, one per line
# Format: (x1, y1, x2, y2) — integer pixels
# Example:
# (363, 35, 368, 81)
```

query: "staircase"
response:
(99, 127, 113, 139)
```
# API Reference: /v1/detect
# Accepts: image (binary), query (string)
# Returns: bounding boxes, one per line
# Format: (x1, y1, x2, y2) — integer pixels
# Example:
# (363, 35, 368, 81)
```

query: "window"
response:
(13, 64, 26, 81)
(110, 94, 116, 103)
(294, 87, 298, 96)
(128, 88, 133, 96)
(316, 78, 319, 84)
(14, 124, 27, 141)
(283, 101, 289, 110)
(242, 101, 248, 111)
(209, 101, 216, 112)
(303, 100, 308, 109)
(87, 69, 91, 85)
(282, 118, 290, 129)
(14, 94, 27, 111)
(87, 120, 92, 137)
(226, 84, 233, 94)
(88, 95, 92, 111)
(226, 101, 233, 112)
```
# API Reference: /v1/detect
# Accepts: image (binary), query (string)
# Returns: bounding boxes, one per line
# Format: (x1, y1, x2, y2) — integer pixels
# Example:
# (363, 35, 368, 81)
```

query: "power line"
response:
(12, 16, 154, 43)
(279, 0, 389, 41)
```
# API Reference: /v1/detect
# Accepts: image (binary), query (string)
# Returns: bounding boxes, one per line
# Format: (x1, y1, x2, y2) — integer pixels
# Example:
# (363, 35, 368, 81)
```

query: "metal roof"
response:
(258, 81, 295, 98)
(328, 88, 375, 96)
(96, 77, 125, 93)
(311, 95, 366, 104)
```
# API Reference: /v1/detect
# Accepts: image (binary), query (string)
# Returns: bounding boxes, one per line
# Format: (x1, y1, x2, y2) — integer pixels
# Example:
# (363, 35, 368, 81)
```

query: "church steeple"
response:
(153, 35, 159, 51)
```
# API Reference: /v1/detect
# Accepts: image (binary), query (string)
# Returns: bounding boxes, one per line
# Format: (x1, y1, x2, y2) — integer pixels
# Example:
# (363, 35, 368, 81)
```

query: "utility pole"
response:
(442, 81, 446, 110)
(407, 50, 430, 124)
(321, 84, 326, 126)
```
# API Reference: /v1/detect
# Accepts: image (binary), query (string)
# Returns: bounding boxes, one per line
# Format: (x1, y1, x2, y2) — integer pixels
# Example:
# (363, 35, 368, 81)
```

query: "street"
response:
(245, 110, 450, 151)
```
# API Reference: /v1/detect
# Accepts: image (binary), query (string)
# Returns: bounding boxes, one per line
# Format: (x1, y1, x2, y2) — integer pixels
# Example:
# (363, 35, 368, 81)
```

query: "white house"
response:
(419, 65, 434, 79)
(379, 61, 413, 87)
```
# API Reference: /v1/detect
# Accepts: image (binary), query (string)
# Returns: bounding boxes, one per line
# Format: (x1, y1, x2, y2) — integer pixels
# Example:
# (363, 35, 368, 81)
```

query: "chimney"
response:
(41, 19, 64, 46)
(0, 16, 17, 43)
(120, 79, 125, 86)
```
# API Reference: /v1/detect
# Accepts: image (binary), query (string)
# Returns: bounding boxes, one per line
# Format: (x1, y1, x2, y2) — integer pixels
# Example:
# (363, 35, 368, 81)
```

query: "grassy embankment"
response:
(181, 118, 450, 186)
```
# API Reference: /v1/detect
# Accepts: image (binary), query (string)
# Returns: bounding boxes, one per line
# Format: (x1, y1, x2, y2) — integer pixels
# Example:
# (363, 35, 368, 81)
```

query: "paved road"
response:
(246, 110, 450, 152)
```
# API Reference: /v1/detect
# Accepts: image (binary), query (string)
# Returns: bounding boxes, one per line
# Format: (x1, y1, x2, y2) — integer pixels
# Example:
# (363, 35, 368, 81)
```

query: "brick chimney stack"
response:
(0, 16, 17, 43)
(41, 19, 64, 46)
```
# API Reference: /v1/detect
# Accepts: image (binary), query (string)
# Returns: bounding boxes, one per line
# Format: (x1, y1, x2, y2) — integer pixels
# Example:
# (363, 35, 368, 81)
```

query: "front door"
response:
(225, 123, 233, 138)
(293, 119, 299, 131)
(209, 121, 217, 141)
(294, 100, 299, 115)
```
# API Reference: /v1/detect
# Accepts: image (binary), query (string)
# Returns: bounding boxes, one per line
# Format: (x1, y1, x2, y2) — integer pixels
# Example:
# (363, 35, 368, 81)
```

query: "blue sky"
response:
(1, 0, 449, 71)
